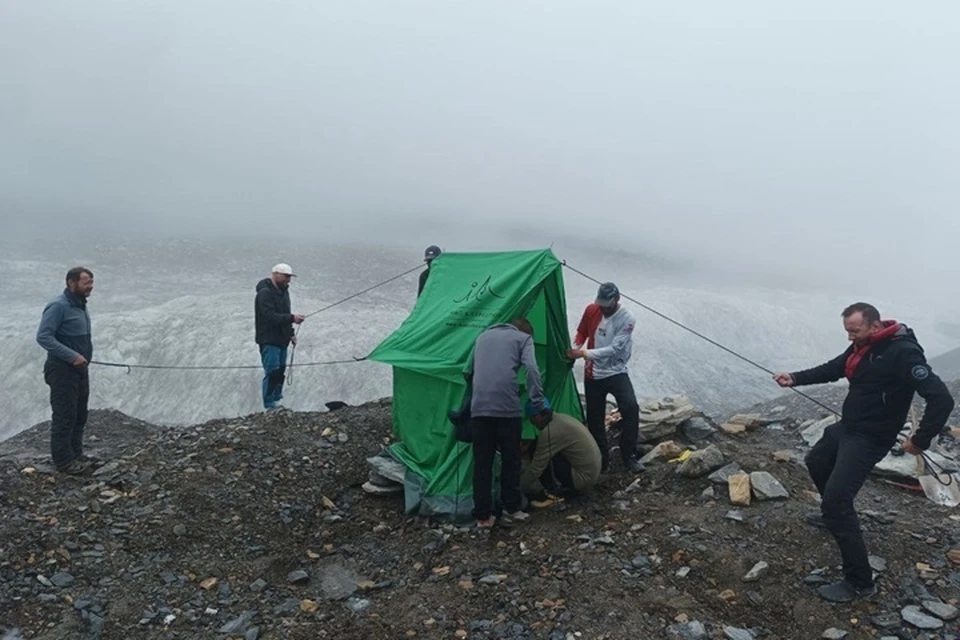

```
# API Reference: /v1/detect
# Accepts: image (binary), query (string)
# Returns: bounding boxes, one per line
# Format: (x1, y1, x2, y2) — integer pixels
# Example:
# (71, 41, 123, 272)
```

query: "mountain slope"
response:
(930, 345, 960, 383)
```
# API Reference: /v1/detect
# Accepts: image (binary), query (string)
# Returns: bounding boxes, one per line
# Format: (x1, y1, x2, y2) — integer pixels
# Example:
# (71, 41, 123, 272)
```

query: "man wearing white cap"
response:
(254, 263, 305, 410)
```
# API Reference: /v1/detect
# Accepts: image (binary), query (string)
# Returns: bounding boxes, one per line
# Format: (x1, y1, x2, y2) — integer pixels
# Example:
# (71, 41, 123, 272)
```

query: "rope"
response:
(561, 260, 840, 415)
(90, 357, 364, 373)
(303, 264, 425, 320)
(287, 263, 423, 384)
(560, 259, 956, 487)
(87, 264, 420, 376)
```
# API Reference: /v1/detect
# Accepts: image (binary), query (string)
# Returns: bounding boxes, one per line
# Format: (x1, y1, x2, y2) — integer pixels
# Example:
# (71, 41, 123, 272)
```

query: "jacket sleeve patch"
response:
(911, 364, 930, 380)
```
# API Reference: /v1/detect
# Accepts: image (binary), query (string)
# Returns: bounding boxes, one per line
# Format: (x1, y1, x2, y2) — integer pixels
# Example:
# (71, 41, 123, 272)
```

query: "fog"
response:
(2, 1, 959, 298)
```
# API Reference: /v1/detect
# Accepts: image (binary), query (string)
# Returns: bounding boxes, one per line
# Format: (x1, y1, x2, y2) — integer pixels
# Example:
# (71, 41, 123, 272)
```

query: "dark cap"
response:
(424, 245, 442, 261)
(595, 282, 620, 307)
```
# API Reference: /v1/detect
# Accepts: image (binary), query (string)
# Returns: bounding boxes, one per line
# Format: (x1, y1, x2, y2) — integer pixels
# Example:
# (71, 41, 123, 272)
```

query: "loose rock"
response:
(728, 473, 751, 506)
(346, 597, 371, 613)
(709, 462, 742, 485)
(920, 600, 958, 621)
(676, 445, 726, 478)
(821, 629, 847, 639)
(640, 440, 683, 464)
(901, 605, 944, 630)
(868, 556, 886, 573)
(679, 417, 716, 442)
(50, 572, 75, 588)
(667, 620, 708, 640)
(287, 570, 310, 585)
(724, 627, 754, 640)
(749, 472, 789, 500)
(742, 561, 769, 582)
(219, 611, 256, 634)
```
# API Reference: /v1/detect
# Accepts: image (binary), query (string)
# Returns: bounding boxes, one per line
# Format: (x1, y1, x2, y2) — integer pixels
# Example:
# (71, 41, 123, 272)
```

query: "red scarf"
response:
(844, 320, 900, 380)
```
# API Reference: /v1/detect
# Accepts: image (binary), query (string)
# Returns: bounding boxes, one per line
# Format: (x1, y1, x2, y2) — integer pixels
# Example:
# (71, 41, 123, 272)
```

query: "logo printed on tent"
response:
(452, 276, 504, 304)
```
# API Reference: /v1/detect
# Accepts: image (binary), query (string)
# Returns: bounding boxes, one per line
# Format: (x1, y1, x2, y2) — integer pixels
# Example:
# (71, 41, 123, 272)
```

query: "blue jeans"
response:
(259, 345, 288, 408)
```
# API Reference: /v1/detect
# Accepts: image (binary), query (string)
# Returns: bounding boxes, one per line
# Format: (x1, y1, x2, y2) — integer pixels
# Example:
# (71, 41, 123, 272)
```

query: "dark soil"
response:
(1, 400, 958, 640)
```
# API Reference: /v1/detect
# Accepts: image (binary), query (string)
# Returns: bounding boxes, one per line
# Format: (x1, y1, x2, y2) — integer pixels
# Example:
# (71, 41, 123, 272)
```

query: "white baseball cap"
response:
(271, 263, 296, 277)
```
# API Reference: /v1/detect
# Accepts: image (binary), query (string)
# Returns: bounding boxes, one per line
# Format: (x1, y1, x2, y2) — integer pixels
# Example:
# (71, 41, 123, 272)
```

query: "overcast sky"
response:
(2, 1, 958, 291)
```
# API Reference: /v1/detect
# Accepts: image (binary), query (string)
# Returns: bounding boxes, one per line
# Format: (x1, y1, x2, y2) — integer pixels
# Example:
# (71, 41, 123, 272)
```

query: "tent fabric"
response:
(367, 249, 583, 520)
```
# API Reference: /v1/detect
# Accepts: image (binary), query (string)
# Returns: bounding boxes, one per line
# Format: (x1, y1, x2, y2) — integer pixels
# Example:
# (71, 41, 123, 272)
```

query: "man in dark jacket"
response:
(774, 302, 954, 603)
(255, 263, 305, 410)
(36, 267, 95, 474)
(417, 245, 441, 298)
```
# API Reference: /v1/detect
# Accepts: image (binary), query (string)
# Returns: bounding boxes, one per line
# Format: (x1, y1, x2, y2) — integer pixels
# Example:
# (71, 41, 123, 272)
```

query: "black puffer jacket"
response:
(791, 323, 954, 449)
(255, 278, 294, 347)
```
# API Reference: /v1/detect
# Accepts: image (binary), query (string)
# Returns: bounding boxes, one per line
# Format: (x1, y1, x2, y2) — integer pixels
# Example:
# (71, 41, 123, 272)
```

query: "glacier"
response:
(2, 236, 956, 442)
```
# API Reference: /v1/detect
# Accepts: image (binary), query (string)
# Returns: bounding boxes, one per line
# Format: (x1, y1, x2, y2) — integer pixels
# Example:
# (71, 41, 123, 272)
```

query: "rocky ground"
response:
(1, 395, 959, 640)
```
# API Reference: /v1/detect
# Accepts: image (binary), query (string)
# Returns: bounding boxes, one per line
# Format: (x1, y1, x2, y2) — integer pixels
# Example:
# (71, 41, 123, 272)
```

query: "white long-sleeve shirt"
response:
(574, 304, 635, 380)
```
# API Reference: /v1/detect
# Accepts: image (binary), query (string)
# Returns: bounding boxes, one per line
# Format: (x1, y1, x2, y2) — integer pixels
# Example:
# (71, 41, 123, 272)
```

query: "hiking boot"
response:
(805, 511, 828, 530)
(623, 456, 646, 473)
(817, 580, 876, 603)
(501, 510, 531, 527)
(57, 459, 91, 476)
(475, 517, 496, 529)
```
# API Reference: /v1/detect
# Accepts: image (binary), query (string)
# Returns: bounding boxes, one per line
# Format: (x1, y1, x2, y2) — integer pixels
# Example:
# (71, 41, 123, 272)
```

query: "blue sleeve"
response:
(521, 336, 545, 411)
(36, 301, 79, 363)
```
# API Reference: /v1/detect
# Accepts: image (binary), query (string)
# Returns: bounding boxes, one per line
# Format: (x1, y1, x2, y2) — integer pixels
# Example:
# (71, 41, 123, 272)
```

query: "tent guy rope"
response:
(560, 259, 955, 486)
(90, 265, 422, 373)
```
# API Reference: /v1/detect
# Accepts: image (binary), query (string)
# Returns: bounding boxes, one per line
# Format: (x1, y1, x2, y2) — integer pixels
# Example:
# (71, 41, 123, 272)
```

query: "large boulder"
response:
(637, 396, 697, 443)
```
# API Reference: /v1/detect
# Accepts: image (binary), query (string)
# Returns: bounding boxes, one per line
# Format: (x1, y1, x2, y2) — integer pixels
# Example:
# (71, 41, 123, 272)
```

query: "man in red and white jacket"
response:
(567, 282, 644, 473)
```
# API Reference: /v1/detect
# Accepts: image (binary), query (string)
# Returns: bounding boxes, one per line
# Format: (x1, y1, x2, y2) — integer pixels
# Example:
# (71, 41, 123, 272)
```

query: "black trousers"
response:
(549, 452, 575, 493)
(44, 360, 90, 469)
(585, 373, 639, 468)
(804, 422, 891, 588)
(471, 416, 522, 520)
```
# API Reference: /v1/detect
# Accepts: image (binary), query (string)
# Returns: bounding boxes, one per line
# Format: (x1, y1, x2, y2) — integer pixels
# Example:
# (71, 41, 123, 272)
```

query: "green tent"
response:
(367, 249, 583, 521)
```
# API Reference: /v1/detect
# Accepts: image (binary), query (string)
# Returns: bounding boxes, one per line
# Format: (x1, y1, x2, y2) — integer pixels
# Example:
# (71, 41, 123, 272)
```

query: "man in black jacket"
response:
(255, 263, 305, 410)
(418, 245, 441, 298)
(774, 302, 954, 603)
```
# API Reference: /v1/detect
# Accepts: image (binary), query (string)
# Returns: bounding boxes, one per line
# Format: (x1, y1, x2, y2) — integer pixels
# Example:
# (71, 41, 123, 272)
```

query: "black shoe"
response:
(804, 511, 827, 530)
(56, 459, 92, 476)
(623, 457, 646, 473)
(78, 454, 105, 468)
(817, 580, 876, 603)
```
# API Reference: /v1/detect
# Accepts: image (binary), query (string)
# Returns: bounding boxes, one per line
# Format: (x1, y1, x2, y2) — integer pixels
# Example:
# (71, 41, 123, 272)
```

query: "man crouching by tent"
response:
(520, 399, 602, 504)
(467, 318, 549, 528)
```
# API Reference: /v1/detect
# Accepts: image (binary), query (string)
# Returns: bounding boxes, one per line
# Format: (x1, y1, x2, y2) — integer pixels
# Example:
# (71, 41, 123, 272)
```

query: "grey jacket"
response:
(468, 324, 546, 418)
(36, 290, 92, 364)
